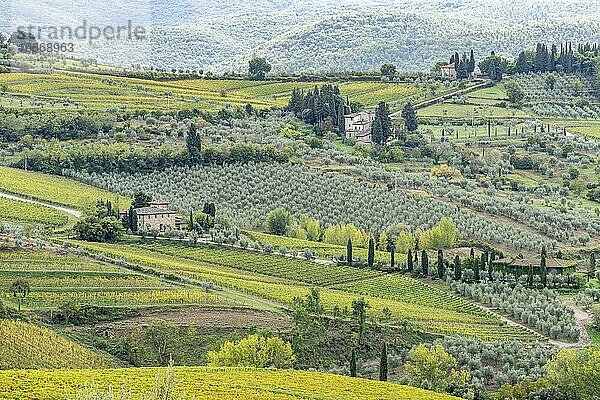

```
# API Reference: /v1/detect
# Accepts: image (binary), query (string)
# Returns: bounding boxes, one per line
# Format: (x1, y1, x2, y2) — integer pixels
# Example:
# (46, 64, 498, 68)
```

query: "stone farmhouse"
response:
(344, 110, 376, 144)
(134, 201, 182, 232)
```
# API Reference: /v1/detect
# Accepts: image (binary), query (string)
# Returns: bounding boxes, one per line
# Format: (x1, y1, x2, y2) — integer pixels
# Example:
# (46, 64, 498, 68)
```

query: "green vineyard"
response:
(0, 319, 116, 370)
(0, 197, 69, 228)
(139, 241, 383, 286)
(0, 249, 228, 310)
(0, 166, 130, 210)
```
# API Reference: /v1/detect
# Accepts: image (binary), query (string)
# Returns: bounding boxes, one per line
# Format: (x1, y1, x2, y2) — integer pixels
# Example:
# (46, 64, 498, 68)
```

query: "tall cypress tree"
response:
(337, 101, 346, 135)
(479, 252, 486, 281)
(372, 102, 392, 144)
(347, 238, 353, 266)
(467, 49, 476, 74)
(527, 265, 534, 287)
(127, 206, 136, 232)
(367, 237, 375, 268)
(390, 247, 395, 270)
(401, 102, 418, 133)
(456, 55, 469, 80)
(407, 249, 413, 272)
(414, 250, 419, 271)
(541, 246, 548, 287)
(421, 250, 428, 275)
(437, 249, 444, 279)
(454, 255, 462, 281)
(371, 117, 384, 145)
(186, 123, 201, 163)
(379, 342, 388, 381)
(350, 348, 357, 377)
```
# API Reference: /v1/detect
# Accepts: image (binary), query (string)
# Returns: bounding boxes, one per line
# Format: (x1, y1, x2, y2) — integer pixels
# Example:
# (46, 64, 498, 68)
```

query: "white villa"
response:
(440, 63, 457, 79)
(344, 110, 376, 144)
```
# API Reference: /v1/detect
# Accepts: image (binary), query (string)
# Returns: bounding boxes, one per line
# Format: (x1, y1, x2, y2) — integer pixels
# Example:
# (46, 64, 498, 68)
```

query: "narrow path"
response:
(480, 302, 591, 348)
(550, 304, 591, 349)
(0, 191, 81, 218)
(479, 305, 546, 341)
(390, 79, 491, 117)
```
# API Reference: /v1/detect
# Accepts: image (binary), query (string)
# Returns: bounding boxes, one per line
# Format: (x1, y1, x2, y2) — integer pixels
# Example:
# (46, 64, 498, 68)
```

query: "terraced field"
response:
(0, 319, 116, 370)
(0, 166, 129, 210)
(0, 249, 228, 310)
(139, 241, 382, 286)
(68, 240, 536, 340)
(0, 367, 460, 400)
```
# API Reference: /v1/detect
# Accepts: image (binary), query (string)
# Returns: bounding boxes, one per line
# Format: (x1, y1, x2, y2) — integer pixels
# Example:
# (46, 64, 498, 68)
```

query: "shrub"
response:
(208, 334, 295, 369)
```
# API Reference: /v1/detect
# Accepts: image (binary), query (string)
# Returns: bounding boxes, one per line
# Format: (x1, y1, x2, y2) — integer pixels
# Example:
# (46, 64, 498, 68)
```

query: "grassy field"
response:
(0, 366, 460, 400)
(0, 319, 116, 370)
(0, 196, 69, 228)
(418, 102, 530, 119)
(0, 249, 229, 310)
(0, 72, 423, 112)
(563, 121, 600, 139)
(0, 166, 130, 210)
(67, 240, 536, 340)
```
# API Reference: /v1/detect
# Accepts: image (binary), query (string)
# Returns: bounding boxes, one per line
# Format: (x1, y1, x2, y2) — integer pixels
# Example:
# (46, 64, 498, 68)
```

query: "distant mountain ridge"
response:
(3, 0, 600, 73)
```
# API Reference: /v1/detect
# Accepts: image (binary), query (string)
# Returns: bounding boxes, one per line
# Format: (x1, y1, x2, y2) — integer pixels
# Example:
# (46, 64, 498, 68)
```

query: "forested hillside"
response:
(4, 0, 600, 73)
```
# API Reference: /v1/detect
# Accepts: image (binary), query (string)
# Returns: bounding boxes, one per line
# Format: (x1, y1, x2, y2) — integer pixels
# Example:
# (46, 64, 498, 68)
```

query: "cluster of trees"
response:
(404, 344, 471, 395)
(290, 288, 393, 381)
(451, 280, 579, 340)
(265, 208, 371, 248)
(514, 42, 599, 75)
(479, 51, 508, 82)
(188, 202, 218, 233)
(440, 337, 554, 389)
(73, 199, 123, 242)
(287, 85, 352, 135)
(449, 50, 476, 80)
(0, 110, 117, 142)
(480, 42, 600, 82)
(265, 207, 461, 265)
(494, 346, 600, 400)
(248, 57, 272, 81)
(21, 140, 292, 175)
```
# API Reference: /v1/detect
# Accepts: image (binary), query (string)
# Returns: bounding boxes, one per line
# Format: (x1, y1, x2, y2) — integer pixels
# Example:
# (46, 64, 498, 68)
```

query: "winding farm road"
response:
(481, 302, 592, 348)
(550, 305, 592, 349)
(0, 191, 81, 218)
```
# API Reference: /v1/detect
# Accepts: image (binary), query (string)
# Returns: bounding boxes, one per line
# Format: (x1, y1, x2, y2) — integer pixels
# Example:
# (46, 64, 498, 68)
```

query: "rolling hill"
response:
(0, 366, 461, 400)
(3, 0, 600, 73)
